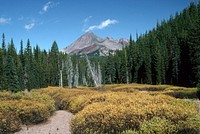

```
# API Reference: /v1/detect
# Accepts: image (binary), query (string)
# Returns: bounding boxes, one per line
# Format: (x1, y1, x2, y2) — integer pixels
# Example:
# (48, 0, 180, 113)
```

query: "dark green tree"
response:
(24, 39, 34, 90)
(5, 44, 19, 92)
(49, 41, 59, 86)
(18, 40, 25, 90)
(1, 33, 7, 90)
(189, 2, 200, 86)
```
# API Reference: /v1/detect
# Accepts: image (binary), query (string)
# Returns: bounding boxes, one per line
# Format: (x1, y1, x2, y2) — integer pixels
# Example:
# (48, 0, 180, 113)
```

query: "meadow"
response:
(0, 84, 199, 134)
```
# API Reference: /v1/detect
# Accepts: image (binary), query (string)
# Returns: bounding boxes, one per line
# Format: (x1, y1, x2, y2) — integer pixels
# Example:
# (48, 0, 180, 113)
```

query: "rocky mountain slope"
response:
(63, 32, 128, 56)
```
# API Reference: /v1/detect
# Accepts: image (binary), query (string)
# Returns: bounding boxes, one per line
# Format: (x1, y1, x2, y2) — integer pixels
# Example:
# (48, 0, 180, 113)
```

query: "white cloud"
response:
(39, 1, 59, 14)
(84, 16, 92, 23)
(84, 19, 118, 32)
(43, 1, 52, 12)
(24, 23, 35, 30)
(82, 16, 93, 32)
(0, 17, 11, 24)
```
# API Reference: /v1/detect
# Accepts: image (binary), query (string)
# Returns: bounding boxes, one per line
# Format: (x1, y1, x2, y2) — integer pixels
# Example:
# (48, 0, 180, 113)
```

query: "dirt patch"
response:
(15, 110, 73, 134)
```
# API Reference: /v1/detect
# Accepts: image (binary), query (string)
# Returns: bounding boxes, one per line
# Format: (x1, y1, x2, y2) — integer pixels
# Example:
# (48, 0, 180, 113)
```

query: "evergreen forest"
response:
(1, 1, 200, 92)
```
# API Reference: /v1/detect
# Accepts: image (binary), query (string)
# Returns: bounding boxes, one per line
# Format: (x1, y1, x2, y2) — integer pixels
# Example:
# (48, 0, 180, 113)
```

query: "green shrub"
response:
(196, 83, 200, 100)
(0, 91, 21, 101)
(121, 130, 138, 134)
(139, 117, 177, 134)
(21, 91, 56, 114)
(71, 93, 200, 134)
(0, 90, 55, 132)
(0, 112, 21, 133)
(165, 88, 197, 99)
(176, 115, 200, 134)
(0, 100, 50, 125)
(16, 100, 50, 124)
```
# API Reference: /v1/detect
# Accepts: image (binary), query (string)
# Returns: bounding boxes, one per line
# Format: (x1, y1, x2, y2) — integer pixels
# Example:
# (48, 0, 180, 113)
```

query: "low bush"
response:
(121, 130, 138, 134)
(0, 112, 21, 133)
(36, 87, 96, 111)
(100, 84, 171, 92)
(1, 85, 199, 134)
(71, 92, 200, 134)
(139, 117, 177, 133)
(196, 84, 200, 100)
(0, 100, 50, 124)
(0, 91, 21, 101)
(20, 91, 56, 114)
(165, 88, 197, 99)
(0, 90, 55, 132)
(15, 100, 50, 124)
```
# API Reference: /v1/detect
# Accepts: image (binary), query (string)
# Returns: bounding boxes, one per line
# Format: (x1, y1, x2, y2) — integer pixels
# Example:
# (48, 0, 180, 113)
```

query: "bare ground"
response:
(15, 110, 73, 134)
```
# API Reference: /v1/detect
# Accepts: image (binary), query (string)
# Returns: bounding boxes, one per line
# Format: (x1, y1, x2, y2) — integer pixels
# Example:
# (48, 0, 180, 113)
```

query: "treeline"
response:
(0, 37, 51, 91)
(0, 36, 103, 91)
(102, 1, 200, 87)
(1, 1, 200, 92)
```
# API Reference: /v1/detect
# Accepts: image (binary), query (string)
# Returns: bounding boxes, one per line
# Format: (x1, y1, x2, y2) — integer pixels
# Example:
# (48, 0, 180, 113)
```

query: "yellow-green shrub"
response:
(139, 117, 177, 133)
(0, 100, 50, 124)
(0, 91, 21, 101)
(36, 87, 96, 110)
(164, 88, 197, 99)
(0, 90, 56, 114)
(20, 91, 56, 114)
(121, 130, 138, 134)
(0, 90, 56, 132)
(100, 84, 170, 92)
(176, 115, 200, 134)
(15, 100, 50, 124)
(71, 93, 200, 134)
(0, 112, 21, 133)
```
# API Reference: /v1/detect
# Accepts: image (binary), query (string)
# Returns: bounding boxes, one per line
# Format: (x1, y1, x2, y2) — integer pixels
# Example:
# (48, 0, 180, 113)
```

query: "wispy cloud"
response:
(84, 19, 118, 32)
(0, 17, 11, 24)
(84, 16, 92, 23)
(39, 1, 59, 14)
(82, 16, 93, 32)
(24, 23, 35, 30)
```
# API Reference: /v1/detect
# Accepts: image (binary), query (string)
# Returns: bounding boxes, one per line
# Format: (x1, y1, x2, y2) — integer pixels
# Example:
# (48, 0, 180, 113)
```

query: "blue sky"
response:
(0, 0, 197, 51)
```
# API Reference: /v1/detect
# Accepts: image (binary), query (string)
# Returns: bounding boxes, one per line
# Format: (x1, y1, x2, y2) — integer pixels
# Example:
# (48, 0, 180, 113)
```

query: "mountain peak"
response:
(85, 32, 95, 36)
(81, 32, 97, 39)
(63, 33, 129, 56)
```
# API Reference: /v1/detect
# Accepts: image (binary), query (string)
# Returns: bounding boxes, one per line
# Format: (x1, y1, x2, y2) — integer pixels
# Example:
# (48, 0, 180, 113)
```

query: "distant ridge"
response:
(62, 32, 129, 56)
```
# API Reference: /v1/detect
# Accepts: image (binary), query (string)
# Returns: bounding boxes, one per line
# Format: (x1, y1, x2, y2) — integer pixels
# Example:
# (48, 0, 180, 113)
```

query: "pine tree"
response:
(127, 34, 134, 83)
(2, 33, 6, 56)
(142, 36, 152, 84)
(179, 8, 193, 86)
(0, 48, 3, 90)
(40, 50, 49, 88)
(24, 39, 34, 90)
(6, 44, 19, 92)
(1, 33, 7, 90)
(104, 55, 116, 84)
(152, 39, 162, 84)
(17, 60, 24, 91)
(18, 40, 25, 90)
(189, 1, 200, 85)
(49, 41, 59, 86)
(33, 45, 41, 88)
